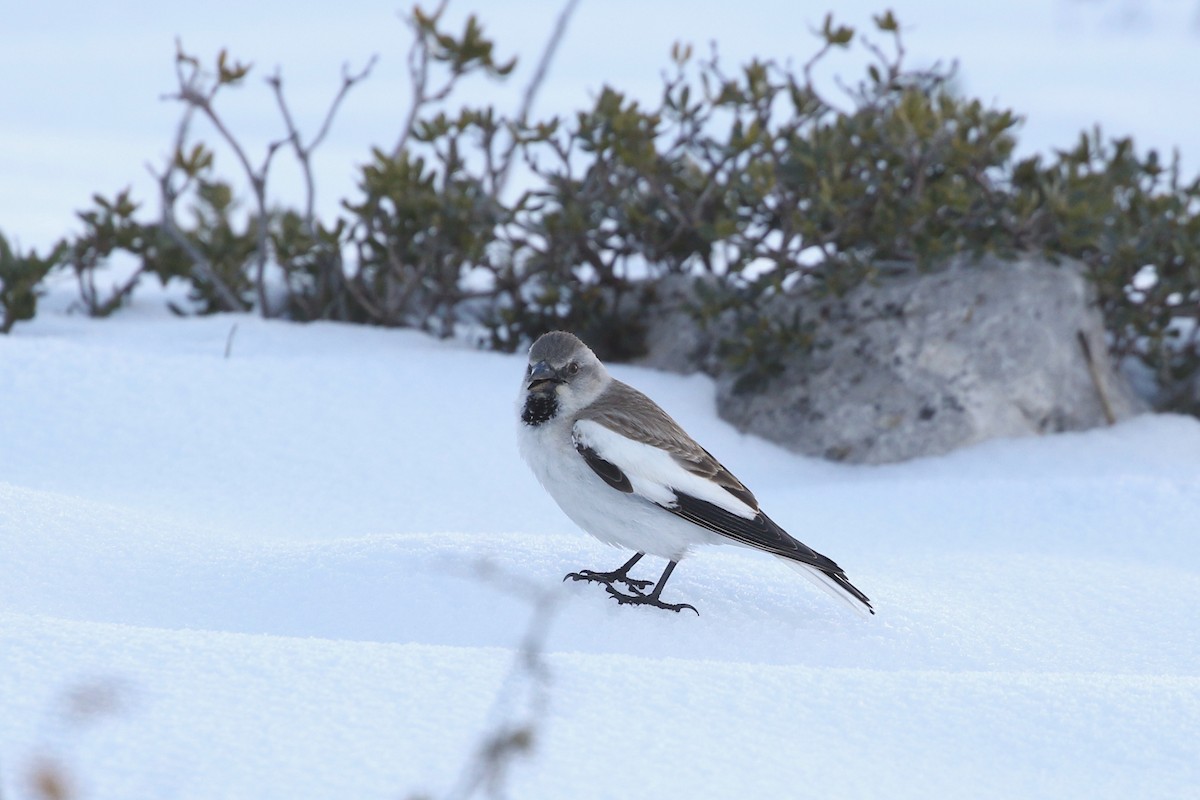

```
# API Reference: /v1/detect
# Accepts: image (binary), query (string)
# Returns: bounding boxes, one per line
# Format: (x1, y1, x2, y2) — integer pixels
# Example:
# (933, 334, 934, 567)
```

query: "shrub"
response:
(3, 6, 1198, 414)
(0, 233, 63, 333)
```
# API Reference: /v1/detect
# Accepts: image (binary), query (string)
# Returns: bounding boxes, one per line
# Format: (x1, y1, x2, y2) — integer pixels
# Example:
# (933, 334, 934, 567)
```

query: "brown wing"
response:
(577, 379, 759, 509)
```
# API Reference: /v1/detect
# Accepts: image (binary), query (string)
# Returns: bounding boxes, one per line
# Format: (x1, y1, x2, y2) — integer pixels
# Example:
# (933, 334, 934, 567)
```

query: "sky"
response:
(3, 0, 1199, 251)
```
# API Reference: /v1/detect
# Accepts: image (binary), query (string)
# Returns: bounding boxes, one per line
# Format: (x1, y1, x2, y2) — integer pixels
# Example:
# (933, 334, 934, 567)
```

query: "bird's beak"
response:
(526, 360, 562, 391)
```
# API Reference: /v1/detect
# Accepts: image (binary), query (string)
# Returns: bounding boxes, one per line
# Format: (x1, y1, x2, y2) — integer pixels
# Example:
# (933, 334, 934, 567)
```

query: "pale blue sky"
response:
(3, 0, 1198, 250)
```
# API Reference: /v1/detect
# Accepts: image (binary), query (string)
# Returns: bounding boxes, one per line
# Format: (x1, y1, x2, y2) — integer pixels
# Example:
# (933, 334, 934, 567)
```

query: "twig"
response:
(1078, 329, 1117, 424)
(161, 42, 378, 319)
(442, 561, 560, 800)
(170, 42, 280, 312)
(269, 56, 378, 233)
(393, 0, 453, 161)
(265, 57, 376, 322)
(515, 0, 579, 128)
(801, 38, 839, 109)
(493, 0, 582, 195)
(224, 322, 239, 359)
(149, 105, 247, 312)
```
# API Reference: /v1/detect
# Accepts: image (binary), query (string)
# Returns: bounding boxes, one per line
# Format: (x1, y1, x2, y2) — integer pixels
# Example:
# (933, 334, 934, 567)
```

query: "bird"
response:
(516, 330, 873, 616)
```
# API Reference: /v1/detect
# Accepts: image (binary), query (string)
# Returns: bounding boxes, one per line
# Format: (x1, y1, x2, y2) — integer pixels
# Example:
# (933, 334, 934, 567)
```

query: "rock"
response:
(631, 274, 727, 375)
(639, 254, 1146, 463)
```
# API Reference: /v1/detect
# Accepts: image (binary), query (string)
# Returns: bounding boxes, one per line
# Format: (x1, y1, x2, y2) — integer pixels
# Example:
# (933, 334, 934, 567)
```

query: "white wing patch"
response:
(573, 419, 758, 520)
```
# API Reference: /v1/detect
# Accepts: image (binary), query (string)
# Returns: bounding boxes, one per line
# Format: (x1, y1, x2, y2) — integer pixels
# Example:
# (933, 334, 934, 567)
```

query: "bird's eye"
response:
(566, 361, 581, 376)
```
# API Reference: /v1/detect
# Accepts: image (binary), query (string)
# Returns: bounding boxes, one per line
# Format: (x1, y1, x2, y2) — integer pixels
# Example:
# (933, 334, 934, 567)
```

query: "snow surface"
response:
(2, 289, 1199, 797)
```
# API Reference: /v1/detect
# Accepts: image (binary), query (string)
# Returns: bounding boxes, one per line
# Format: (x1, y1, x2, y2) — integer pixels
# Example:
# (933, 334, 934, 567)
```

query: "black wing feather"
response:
(574, 442, 633, 493)
(669, 492, 838, 571)
(668, 492, 873, 610)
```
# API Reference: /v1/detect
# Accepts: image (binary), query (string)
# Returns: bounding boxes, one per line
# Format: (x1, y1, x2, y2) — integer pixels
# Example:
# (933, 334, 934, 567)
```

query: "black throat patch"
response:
(522, 392, 559, 426)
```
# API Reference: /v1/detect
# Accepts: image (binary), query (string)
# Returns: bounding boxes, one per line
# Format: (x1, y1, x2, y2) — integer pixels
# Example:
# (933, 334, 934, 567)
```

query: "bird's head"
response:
(520, 331, 609, 423)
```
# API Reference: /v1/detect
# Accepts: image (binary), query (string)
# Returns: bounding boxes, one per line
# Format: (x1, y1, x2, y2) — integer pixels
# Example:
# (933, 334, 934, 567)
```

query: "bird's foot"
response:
(601, 583, 699, 615)
(564, 556, 698, 615)
(563, 568, 654, 593)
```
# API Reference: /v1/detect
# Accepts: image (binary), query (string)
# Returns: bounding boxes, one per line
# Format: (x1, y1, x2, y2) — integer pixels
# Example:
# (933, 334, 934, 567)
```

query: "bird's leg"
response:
(601, 560, 699, 616)
(564, 552, 653, 592)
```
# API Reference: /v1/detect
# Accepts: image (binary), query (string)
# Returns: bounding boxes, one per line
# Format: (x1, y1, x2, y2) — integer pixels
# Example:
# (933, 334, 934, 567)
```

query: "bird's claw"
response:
(564, 561, 700, 615)
(601, 583, 699, 615)
(563, 569, 653, 592)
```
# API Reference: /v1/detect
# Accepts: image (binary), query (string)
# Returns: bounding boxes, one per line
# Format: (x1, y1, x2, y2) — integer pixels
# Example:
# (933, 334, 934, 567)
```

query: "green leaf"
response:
(873, 10, 899, 32)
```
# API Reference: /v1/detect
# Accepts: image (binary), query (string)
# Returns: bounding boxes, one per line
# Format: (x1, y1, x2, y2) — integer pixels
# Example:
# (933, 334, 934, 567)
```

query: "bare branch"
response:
(443, 561, 560, 800)
(315, 57, 379, 152)
(149, 105, 247, 312)
(392, 0, 452, 160)
(270, 57, 378, 232)
(165, 46, 272, 311)
(494, 0, 582, 195)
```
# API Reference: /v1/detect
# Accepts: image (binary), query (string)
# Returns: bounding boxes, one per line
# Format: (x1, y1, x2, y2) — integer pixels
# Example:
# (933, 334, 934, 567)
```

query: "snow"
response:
(3, 298, 1199, 798)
